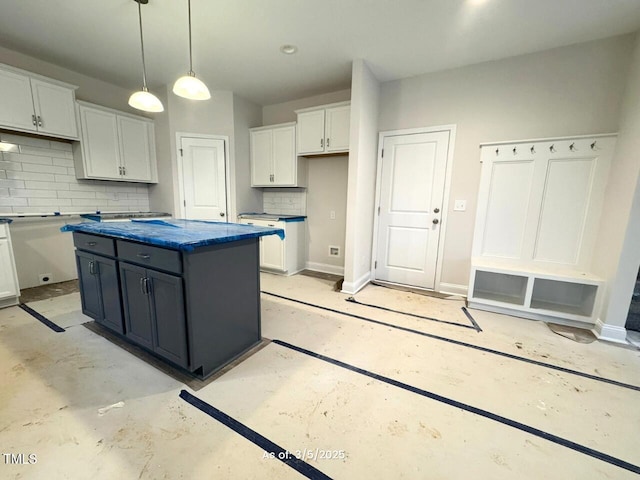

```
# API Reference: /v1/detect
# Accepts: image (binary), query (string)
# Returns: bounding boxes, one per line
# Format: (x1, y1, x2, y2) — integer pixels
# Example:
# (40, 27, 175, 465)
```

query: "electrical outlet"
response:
(38, 273, 53, 285)
(454, 200, 467, 211)
(330, 210, 336, 220)
(329, 246, 340, 257)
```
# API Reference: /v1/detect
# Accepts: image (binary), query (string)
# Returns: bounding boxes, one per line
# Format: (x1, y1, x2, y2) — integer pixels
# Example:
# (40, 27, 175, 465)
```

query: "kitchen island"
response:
(62, 219, 284, 378)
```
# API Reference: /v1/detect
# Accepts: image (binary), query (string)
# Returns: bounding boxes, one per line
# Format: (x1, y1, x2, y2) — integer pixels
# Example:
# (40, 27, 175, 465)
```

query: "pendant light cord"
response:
(137, 0, 148, 90)
(188, 0, 194, 75)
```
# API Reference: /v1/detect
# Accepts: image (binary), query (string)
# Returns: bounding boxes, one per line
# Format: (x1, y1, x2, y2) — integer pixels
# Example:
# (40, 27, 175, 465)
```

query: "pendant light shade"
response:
(173, 0, 210, 100)
(129, 0, 164, 113)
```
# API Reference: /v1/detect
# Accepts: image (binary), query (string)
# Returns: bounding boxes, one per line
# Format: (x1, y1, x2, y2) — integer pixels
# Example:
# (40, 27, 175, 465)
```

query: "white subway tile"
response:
(71, 198, 98, 207)
(54, 174, 76, 183)
(127, 192, 149, 199)
(69, 183, 106, 192)
(136, 186, 150, 193)
(0, 179, 25, 189)
(0, 206, 13, 214)
(57, 191, 96, 199)
(2, 134, 50, 148)
(19, 145, 57, 157)
(0, 160, 22, 171)
(52, 158, 74, 168)
(0, 197, 27, 206)
(29, 197, 72, 206)
(0, 171, 5, 179)
(49, 140, 73, 152)
(6, 152, 53, 165)
(24, 180, 69, 190)
(9, 189, 58, 198)
(7, 171, 55, 182)
(0, 188, 8, 197)
(22, 163, 68, 175)
(12, 206, 60, 214)
(66, 167, 76, 175)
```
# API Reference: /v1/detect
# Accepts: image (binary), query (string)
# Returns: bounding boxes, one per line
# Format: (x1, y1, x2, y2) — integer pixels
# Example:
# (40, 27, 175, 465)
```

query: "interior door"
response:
(375, 131, 450, 290)
(180, 136, 227, 220)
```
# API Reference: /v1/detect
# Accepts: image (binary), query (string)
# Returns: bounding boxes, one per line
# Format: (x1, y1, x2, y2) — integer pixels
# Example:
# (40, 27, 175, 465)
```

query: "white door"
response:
(325, 105, 350, 152)
(118, 116, 153, 182)
(79, 106, 121, 179)
(180, 137, 227, 221)
(297, 110, 325, 154)
(375, 131, 450, 289)
(31, 79, 78, 138)
(0, 68, 36, 132)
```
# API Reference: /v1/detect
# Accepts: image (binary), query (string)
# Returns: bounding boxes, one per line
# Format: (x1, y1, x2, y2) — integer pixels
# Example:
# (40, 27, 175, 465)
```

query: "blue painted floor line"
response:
(261, 291, 640, 392)
(272, 339, 640, 475)
(179, 390, 333, 480)
(344, 295, 478, 331)
(18, 303, 65, 333)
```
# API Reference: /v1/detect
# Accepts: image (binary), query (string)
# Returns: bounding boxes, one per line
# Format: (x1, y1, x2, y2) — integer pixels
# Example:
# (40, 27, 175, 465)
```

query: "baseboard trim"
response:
(305, 262, 344, 276)
(341, 271, 371, 294)
(593, 318, 629, 345)
(438, 282, 468, 297)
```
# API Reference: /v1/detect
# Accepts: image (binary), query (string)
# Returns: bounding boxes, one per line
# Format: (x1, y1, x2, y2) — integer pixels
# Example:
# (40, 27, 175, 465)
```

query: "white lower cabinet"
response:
(0, 223, 20, 308)
(238, 219, 306, 275)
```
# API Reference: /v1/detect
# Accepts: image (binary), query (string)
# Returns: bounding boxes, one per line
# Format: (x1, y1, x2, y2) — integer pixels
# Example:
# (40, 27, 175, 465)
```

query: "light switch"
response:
(454, 200, 467, 211)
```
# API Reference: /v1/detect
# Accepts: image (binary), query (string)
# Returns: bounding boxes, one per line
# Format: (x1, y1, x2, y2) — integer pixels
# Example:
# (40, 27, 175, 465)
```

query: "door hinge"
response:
(374, 260, 377, 269)
(183, 200, 186, 207)
(381, 149, 384, 158)
(179, 148, 183, 156)
(377, 206, 380, 215)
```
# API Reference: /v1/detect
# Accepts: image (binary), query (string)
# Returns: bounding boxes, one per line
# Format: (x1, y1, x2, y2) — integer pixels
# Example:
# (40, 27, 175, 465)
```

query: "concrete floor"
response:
(1, 273, 639, 479)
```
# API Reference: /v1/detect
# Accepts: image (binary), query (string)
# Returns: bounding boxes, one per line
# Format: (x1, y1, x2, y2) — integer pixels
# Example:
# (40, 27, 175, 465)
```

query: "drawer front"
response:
(117, 240, 182, 274)
(73, 232, 116, 257)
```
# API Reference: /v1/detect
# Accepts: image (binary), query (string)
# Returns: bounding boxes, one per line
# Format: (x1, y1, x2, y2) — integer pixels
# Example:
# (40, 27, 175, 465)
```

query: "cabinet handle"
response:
(144, 278, 150, 295)
(326, 138, 330, 147)
(320, 138, 324, 148)
(122, 166, 126, 176)
(86, 241, 97, 247)
(89, 261, 95, 275)
(31, 114, 37, 126)
(267, 224, 275, 227)
(37, 116, 43, 127)
(139, 277, 145, 295)
(137, 253, 151, 259)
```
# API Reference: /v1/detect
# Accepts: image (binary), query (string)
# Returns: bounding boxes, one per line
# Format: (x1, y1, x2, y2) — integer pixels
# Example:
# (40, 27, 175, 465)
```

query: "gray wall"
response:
(262, 89, 351, 125)
(378, 34, 635, 288)
(306, 156, 349, 272)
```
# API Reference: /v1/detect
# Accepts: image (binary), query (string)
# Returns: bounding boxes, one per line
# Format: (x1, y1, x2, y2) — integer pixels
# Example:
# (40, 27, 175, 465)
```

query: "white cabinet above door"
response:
(296, 101, 350, 155)
(74, 101, 157, 183)
(0, 63, 78, 140)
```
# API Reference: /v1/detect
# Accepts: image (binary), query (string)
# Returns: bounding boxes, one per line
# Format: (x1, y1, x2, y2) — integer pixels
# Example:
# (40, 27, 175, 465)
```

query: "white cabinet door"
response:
(0, 238, 18, 299)
(257, 220, 285, 271)
(250, 129, 273, 186)
(325, 105, 350, 152)
(297, 110, 325, 154)
(31, 79, 78, 139)
(0, 68, 36, 132)
(272, 125, 296, 185)
(79, 106, 121, 179)
(118, 116, 153, 182)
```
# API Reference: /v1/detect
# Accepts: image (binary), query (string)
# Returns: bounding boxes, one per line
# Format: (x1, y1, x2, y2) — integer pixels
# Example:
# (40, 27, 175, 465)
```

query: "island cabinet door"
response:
(148, 270, 188, 368)
(120, 263, 154, 350)
(95, 257, 124, 334)
(76, 251, 103, 320)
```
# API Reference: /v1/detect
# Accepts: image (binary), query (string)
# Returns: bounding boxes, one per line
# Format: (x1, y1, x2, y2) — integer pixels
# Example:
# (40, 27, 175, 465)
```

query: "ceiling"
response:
(1, 0, 639, 106)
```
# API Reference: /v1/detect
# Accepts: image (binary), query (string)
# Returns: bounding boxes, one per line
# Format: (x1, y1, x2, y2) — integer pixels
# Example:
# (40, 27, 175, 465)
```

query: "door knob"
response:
(433, 208, 440, 213)
(433, 218, 439, 225)
(220, 212, 225, 217)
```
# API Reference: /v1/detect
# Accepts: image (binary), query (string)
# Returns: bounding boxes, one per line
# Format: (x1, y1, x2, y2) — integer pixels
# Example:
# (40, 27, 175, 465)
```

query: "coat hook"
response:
(569, 142, 576, 151)
(591, 141, 597, 150)
(512, 147, 517, 155)
(550, 144, 556, 153)
(530, 146, 535, 154)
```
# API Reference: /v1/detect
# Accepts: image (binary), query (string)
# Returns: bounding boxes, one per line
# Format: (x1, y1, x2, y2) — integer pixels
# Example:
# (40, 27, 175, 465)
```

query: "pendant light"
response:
(173, 0, 211, 100)
(129, 0, 164, 113)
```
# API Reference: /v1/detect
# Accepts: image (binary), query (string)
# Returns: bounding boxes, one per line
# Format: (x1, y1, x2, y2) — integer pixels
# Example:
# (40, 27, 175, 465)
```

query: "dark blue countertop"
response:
(0, 218, 13, 224)
(238, 213, 306, 222)
(61, 219, 285, 252)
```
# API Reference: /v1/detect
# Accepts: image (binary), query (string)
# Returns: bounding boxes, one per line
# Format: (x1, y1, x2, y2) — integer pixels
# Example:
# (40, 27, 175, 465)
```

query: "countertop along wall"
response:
(377, 34, 635, 290)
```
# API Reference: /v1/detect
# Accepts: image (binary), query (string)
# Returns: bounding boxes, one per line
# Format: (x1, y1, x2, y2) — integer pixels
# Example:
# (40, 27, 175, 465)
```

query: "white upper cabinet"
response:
(296, 101, 350, 155)
(74, 101, 158, 183)
(0, 64, 78, 140)
(250, 122, 306, 187)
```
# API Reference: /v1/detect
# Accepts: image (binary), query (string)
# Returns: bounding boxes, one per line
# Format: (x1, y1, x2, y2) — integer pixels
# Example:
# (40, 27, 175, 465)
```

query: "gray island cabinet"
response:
(63, 219, 284, 378)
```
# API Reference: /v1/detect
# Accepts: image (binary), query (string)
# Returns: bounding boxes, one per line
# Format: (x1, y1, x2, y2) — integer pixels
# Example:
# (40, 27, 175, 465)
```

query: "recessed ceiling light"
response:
(280, 44, 298, 55)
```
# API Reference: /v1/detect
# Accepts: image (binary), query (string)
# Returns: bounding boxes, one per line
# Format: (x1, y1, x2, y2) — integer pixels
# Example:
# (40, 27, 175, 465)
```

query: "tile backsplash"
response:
(263, 188, 307, 215)
(0, 132, 150, 215)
